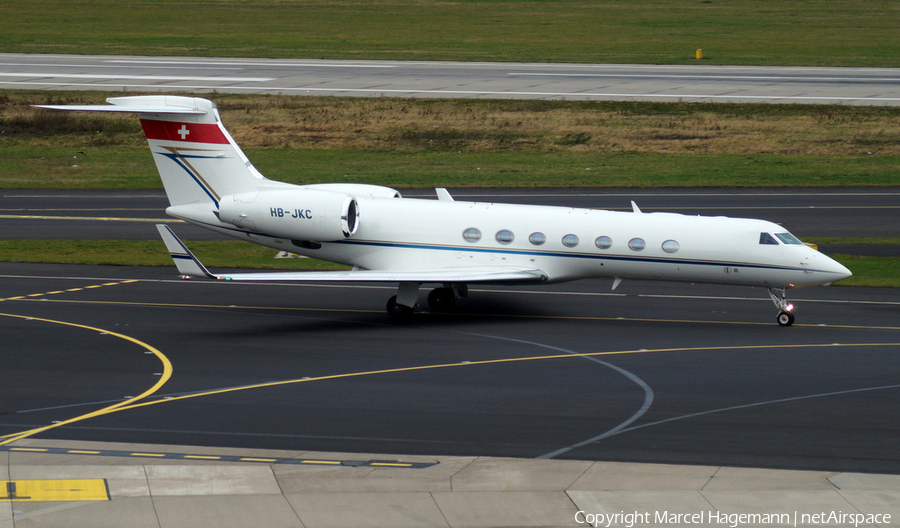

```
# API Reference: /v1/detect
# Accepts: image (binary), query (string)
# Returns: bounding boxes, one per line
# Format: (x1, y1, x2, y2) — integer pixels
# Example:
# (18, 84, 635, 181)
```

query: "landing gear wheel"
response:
(768, 287, 796, 327)
(777, 310, 795, 327)
(427, 287, 456, 312)
(386, 296, 415, 321)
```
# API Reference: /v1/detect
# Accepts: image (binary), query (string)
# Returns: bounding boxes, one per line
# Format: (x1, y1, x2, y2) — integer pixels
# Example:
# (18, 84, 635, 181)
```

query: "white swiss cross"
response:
(177, 124, 190, 140)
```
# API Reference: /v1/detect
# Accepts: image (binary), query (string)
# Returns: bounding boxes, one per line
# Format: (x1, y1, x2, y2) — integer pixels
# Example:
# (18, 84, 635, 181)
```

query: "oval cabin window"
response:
(595, 236, 612, 249)
(496, 229, 515, 244)
(628, 238, 646, 251)
(662, 240, 680, 253)
(529, 232, 546, 246)
(463, 228, 482, 243)
(562, 234, 580, 248)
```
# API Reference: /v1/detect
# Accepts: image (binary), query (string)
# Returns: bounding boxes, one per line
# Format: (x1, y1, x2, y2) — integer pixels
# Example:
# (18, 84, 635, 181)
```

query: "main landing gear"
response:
(386, 283, 466, 320)
(768, 287, 795, 326)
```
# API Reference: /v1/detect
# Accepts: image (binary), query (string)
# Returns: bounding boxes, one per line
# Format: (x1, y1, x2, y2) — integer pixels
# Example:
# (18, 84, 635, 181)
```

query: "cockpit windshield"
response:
(760, 232, 803, 245)
(775, 232, 803, 245)
(759, 232, 779, 245)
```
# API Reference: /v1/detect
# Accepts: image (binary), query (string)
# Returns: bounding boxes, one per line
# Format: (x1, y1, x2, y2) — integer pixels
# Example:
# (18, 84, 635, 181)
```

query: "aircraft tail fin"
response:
(35, 96, 265, 208)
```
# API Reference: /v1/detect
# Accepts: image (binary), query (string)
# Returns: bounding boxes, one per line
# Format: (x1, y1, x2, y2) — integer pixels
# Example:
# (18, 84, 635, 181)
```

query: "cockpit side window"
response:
(775, 232, 803, 245)
(759, 232, 779, 245)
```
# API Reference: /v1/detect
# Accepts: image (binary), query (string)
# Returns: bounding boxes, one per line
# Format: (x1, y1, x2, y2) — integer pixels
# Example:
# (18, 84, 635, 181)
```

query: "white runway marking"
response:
(0, 72, 273, 82)
(510, 72, 900, 83)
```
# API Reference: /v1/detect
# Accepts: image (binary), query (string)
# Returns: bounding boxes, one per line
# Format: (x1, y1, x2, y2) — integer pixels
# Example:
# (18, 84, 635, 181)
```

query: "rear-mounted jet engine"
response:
(217, 189, 359, 240)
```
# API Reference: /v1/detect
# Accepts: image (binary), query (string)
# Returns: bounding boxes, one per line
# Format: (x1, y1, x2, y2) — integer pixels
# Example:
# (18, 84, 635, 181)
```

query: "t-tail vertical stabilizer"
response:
(35, 96, 267, 208)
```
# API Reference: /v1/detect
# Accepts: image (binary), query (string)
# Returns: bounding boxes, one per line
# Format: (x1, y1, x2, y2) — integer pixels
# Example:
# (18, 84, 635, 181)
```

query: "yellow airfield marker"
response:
(1, 479, 109, 502)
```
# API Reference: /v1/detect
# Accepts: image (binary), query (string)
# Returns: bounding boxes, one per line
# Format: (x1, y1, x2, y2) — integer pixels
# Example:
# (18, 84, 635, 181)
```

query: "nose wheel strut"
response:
(768, 287, 795, 326)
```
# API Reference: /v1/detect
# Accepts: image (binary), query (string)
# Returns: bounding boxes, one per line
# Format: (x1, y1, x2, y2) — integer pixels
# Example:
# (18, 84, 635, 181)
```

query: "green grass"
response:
(5, 146, 898, 190)
(250, 150, 900, 189)
(0, 1, 898, 67)
(0, 145, 158, 189)
(809, 237, 900, 246)
(828, 255, 900, 288)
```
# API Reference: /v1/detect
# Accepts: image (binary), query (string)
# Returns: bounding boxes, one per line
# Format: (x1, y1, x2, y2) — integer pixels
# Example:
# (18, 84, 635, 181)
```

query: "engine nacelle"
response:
(217, 188, 359, 240)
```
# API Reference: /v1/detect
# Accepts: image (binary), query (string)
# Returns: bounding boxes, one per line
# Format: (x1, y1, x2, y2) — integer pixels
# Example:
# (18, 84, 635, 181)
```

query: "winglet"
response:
(156, 224, 218, 279)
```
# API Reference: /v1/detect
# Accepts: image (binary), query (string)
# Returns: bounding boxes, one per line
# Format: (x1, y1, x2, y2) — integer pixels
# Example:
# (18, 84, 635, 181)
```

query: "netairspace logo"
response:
(575, 510, 892, 528)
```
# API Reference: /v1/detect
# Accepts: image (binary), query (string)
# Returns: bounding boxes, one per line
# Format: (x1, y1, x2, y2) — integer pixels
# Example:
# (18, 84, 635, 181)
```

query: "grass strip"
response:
(0, 1, 897, 67)
(827, 255, 900, 288)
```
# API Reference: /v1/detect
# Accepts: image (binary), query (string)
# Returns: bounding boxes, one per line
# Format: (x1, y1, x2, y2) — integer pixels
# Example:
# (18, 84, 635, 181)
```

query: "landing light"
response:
(785, 303, 794, 313)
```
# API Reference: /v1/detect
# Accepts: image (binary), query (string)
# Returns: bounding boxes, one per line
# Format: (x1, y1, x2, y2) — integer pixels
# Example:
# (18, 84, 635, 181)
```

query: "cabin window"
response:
(529, 232, 546, 246)
(496, 229, 515, 244)
(628, 238, 646, 251)
(775, 232, 803, 245)
(759, 232, 779, 245)
(562, 234, 580, 248)
(463, 227, 482, 243)
(662, 240, 680, 253)
(595, 236, 612, 250)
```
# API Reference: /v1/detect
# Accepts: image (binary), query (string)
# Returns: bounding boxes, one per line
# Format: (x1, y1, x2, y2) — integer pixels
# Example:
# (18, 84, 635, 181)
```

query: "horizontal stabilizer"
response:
(33, 104, 206, 115)
(34, 95, 210, 115)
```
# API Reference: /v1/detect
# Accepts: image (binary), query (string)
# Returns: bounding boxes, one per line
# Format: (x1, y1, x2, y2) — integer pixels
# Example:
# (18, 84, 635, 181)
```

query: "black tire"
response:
(427, 287, 456, 312)
(387, 295, 415, 320)
(777, 311, 795, 326)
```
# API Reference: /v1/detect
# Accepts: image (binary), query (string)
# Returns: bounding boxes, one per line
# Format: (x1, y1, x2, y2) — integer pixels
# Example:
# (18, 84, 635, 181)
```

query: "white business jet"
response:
(38, 96, 851, 325)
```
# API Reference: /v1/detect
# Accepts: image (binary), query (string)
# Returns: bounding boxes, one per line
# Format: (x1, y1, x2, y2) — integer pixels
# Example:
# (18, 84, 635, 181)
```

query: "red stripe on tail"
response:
(140, 119, 230, 144)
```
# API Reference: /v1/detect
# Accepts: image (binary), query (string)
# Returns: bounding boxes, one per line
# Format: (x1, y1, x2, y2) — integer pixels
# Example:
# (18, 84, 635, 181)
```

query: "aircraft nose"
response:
(821, 254, 852, 283)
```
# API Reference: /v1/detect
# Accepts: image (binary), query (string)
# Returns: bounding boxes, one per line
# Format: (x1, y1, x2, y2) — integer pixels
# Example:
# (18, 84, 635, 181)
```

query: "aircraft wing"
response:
(157, 225, 548, 284)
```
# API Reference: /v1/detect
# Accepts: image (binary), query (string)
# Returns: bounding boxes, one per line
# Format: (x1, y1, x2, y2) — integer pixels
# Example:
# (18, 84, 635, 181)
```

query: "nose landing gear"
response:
(768, 287, 795, 326)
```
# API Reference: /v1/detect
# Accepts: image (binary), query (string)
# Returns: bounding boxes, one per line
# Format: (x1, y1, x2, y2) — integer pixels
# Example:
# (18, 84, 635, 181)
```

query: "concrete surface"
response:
(2, 438, 899, 528)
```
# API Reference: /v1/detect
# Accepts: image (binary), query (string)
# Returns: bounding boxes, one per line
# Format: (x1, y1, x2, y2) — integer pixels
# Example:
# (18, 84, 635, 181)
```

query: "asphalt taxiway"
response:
(1, 261, 898, 473)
